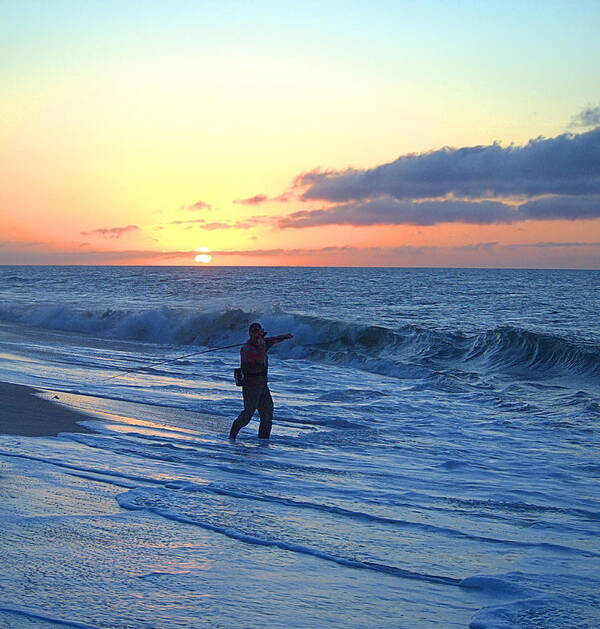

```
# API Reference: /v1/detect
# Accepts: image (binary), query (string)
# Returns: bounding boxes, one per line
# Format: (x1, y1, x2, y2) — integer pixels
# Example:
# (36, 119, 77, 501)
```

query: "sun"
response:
(195, 246, 212, 264)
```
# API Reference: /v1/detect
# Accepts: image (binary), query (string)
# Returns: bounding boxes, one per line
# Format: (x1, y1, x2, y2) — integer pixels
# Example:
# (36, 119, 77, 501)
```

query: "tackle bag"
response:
(234, 368, 244, 386)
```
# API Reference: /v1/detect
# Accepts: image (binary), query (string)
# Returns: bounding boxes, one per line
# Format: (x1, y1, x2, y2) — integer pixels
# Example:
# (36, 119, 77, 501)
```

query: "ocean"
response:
(0, 265, 598, 628)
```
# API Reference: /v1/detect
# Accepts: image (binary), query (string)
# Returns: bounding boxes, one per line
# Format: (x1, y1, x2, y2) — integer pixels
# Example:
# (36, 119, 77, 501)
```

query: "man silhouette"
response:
(229, 322, 293, 439)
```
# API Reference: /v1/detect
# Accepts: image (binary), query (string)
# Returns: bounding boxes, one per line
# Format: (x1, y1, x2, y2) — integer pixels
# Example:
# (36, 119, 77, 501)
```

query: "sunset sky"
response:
(2, 0, 600, 267)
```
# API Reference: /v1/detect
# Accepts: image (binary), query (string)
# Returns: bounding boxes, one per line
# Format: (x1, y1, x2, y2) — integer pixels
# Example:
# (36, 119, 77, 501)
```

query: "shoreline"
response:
(0, 381, 93, 437)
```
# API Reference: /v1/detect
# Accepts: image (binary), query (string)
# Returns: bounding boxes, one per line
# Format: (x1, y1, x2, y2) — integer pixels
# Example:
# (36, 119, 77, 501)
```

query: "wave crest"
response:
(1, 304, 598, 379)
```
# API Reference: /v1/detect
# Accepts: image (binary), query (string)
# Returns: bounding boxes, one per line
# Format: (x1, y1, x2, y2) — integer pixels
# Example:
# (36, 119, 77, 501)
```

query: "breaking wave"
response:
(1, 303, 598, 380)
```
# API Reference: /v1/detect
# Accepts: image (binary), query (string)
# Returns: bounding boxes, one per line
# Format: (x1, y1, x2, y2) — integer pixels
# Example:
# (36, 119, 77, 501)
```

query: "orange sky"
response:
(2, 2, 600, 268)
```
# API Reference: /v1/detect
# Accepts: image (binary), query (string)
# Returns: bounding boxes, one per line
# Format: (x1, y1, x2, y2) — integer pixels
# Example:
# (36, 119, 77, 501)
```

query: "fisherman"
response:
(229, 322, 293, 440)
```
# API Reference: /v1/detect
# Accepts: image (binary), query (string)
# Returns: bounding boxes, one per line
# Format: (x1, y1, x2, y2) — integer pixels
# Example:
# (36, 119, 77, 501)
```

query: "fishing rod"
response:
(102, 342, 245, 383)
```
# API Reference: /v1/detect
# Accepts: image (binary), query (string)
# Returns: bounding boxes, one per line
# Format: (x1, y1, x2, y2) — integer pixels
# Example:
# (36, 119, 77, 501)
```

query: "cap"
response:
(249, 322, 263, 334)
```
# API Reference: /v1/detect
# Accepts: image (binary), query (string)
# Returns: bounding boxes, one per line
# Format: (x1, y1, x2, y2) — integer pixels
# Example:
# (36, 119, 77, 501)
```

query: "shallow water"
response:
(0, 266, 599, 628)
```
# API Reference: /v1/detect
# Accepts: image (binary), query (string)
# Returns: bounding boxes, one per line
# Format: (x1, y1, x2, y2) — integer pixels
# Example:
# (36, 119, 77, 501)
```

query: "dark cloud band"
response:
(279, 195, 600, 228)
(298, 127, 600, 203)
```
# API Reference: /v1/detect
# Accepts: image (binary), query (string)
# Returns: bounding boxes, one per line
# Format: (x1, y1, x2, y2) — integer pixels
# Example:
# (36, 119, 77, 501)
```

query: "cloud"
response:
(232, 215, 273, 229)
(272, 191, 294, 203)
(234, 194, 269, 205)
(178, 200, 212, 211)
(0, 240, 199, 265)
(209, 244, 500, 257)
(204, 217, 273, 229)
(519, 194, 600, 220)
(210, 241, 600, 259)
(202, 222, 233, 230)
(232, 180, 309, 206)
(167, 216, 272, 230)
(80, 225, 140, 239)
(569, 105, 600, 129)
(294, 127, 600, 203)
(279, 194, 600, 228)
(208, 245, 426, 258)
(0, 239, 44, 248)
(505, 241, 600, 249)
(2, 239, 600, 266)
(168, 218, 248, 230)
(188, 200, 212, 211)
(276, 128, 600, 228)
(279, 198, 518, 227)
(455, 242, 499, 252)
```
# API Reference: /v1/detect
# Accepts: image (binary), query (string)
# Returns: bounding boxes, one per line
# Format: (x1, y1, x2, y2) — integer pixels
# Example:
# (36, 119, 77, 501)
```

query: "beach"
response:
(0, 381, 92, 437)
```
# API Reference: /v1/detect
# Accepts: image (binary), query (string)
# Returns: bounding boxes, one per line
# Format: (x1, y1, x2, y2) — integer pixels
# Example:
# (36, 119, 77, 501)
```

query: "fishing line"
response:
(102, 342, 245, 383)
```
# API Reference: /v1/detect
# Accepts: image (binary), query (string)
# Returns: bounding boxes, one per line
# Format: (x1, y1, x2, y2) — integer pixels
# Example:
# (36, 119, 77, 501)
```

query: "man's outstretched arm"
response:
(265, 333, 293, 349)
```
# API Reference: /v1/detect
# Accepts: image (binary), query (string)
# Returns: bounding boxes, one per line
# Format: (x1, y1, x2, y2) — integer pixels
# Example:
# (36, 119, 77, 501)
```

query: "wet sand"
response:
(0, 381, 93, 437)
